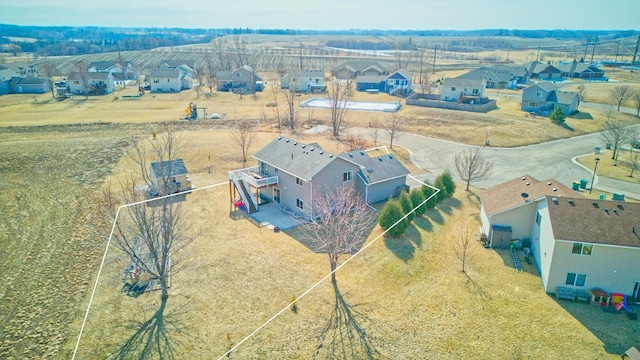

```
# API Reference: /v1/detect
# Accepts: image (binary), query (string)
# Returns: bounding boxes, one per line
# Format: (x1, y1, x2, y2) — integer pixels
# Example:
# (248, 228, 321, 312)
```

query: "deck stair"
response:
(236, 179, 257, 213)
(511, 249, 522, 272)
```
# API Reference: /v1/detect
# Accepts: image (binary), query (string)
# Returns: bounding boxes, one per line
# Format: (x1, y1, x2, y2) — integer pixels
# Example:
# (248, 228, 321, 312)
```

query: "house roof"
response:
(14, 77, 49, 85)
(336, 61, 388, 73)
(480, 175, 580, 215)
(534, 82, 559, 92)
(148, 69, 181, 78)
(216, 71, 232, 81)
(150, 159, 188, 179)
(456, 67, 515, 83)
(546, 196, 640, 249)
(253, 137, 336, 181)
(557, 61, 604, 74)
(0, 65, 19, 81)
(285, 69, 324, 78)
(555, 90, 580, 105)
(339, 151, 409, 184)
(388, 69, 411, 80)
(355, 75, 387, 83)
(442, 77, 484, 88)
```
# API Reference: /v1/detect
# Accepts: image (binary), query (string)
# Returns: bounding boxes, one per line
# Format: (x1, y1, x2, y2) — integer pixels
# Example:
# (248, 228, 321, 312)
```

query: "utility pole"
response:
(614, 39, 621, 63)
(299, 42, 303, 70)
(536, 44, 540, 62)
(432, 45, 437, 74)
(590, 35, 598, 63)
(633, 34, 640, 66)
(583, 37, 590, 62)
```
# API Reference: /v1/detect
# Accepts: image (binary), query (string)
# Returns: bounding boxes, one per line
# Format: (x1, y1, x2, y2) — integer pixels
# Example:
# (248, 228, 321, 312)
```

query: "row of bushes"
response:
(379, 171, 456, 237)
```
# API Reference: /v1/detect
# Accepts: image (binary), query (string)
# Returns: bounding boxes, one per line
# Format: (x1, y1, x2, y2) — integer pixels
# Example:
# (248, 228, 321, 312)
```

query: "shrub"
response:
(435, 171, 456, 202)
(549, 105, 566, 123)
(379, 199, 407, 237)
(421, 184, 438, 209)
(399, 191, 415, 223)
(410, 189, 427, 216)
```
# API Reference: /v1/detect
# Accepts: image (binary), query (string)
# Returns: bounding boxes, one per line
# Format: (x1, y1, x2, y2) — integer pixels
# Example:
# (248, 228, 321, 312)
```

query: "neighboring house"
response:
(281, 69, 325, 93)
(480, 175, 640, 298)
(228, 136, 409, 218)
(9, 77, 52, 94)
(557, 61, 606, 80)
(88, 60, 137, 81)
(2, 61, 42, 78)
(67, 72, 115, 95)
(525, 61, 563, 81)
(440, 78, 486, 102)
(355, 69, 412, 96)
(455, 65, 521, 89)
(147, 69, 193, 92)
(149, 159, 192, 195)
(159, 59, 196, 79)
(521, 82, 580, 115)
(0, 65, 19, 95)
(333, 61, 389, 79)
(216, 65, 263, 93)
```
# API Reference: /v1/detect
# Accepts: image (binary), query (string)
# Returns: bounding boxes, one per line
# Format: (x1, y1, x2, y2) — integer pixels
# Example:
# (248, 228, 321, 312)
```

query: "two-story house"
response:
(355, 70, 412, 96)
(67, 72, 115, 95)
(333, 61, 389, 80)
(281, 69, 326, 93)
(228, 136, 409, 219)
(440, 78, 486, 102)
(217, 65, 264, 93)
(147, 68, 192, 93)
(521, 82, 580, 115)
(557, 60, 606, 80)
(455, 65, 521, 89)
(480, 175, 640, 300)
(159, 59, 196, 79)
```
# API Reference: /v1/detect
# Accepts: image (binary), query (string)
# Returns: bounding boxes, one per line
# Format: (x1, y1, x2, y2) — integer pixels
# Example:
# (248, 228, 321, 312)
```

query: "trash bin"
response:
(580, 179, 588, 189)
(572, 181, 580, 191)
(594, 146, 601, 154)
(612, 193, 625, 201)
(599, 193, 606, 200)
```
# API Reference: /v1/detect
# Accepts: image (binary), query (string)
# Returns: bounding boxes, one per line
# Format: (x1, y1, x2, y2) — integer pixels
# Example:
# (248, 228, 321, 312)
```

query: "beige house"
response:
(147, 69, 193, 93)
(216, 65, 263, 93)
(67, 72, 115, 95)
(480, 175, 640, 299)
(281, 69, 325, 93)
(440, 78, 486, 102)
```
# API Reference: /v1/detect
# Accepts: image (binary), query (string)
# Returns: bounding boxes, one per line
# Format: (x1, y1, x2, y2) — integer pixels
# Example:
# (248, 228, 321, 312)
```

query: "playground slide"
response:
(612, 293, 632, 312)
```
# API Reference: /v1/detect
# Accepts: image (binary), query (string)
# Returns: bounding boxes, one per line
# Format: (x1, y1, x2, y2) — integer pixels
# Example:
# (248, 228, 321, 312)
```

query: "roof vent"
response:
(329, 154, 333, 158)
(320, 151, 324, 155)
(310, 147, 314, 151)
(592, 202, 599, 208)
(617, 204, 624, 210)
(360, 151, 364, 155)
(285, 139, 290, 143)
(613, 209, 619, 215)
(548, 182, 552, 186)
(521, 192, 529, 202)
(522, 177, 526, 181)
(302, 144, 306, 148)
(526, 182, 530, 186)
(604, 208, 609, 215)
(568, 199, 575, 206)
(552, 197, 558, 204)
(388, 154, 393, 159)
(278, 136, 282, 140)
(378, 157, 383, 162)
(552, 188, 557, 192)
(349, 153, 353, 157)
(294, 142, 297, 146)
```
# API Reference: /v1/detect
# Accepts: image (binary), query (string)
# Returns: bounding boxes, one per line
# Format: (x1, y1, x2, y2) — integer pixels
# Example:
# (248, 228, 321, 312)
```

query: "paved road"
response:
(351, 127, 640, 199)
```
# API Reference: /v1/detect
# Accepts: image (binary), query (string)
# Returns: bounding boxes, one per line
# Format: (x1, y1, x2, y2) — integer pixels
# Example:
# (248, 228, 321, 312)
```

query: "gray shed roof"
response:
(253, 137, 335, 181)
(339, 151, 409, 184)
(150, 159, 188, 179)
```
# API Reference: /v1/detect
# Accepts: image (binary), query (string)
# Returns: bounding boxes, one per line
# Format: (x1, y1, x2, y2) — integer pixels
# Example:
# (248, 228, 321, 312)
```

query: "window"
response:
(472, 88, 479, 95)
(451, 87, 456, 91)
(343, 171, 353, 182)
(566, 273, 587, 286)
(536, 91, 543, 97)
(296, 177, 304, 186)
(572, 242, 593, 255)
(296, 198, 304, 209)
(528, 101, 537, 107)
(167, 79, 170, 82)
(153, 79, 159, 83)
(73, 80, 80, 84)
(535, 212, 541, 225)
(273, 188, 280, 203)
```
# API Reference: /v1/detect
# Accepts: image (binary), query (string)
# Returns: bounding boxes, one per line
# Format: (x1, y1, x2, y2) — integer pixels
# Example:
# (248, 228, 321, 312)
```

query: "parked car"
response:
(634, 141, 640, 149)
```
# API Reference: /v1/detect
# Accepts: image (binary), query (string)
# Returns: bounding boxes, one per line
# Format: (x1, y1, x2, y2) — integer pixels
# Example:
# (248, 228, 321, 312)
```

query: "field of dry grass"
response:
(577, 150, 640, 185)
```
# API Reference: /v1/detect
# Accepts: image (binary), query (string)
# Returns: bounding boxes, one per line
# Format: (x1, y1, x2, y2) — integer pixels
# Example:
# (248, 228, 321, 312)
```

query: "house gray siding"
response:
(311, 158, 360, 195)
(367, 177, 406, 204)
(0, 79, 12, 95)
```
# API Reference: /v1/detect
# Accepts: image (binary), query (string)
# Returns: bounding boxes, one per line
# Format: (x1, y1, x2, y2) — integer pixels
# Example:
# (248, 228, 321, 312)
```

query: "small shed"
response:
(149, 158, 191, 195)
(490, 225, 512, 249)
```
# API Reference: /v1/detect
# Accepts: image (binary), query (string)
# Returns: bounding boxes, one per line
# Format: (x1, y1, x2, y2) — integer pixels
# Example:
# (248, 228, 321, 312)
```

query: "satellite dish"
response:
(521, 192, 529, 201)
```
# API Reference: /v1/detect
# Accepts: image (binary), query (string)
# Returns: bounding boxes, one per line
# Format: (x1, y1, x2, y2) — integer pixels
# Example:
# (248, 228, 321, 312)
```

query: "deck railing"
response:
(229, 166, 278, 188)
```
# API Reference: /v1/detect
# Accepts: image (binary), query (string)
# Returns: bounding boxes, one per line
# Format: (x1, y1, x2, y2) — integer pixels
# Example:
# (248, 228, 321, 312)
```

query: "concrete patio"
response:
(248, 202, 308, 230)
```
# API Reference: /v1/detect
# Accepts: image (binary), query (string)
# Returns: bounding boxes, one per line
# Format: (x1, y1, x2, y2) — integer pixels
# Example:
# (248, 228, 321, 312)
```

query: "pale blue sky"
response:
(1, 0, 638, 30)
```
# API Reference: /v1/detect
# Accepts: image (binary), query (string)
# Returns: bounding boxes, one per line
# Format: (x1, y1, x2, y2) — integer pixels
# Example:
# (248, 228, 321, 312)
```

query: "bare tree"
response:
(384, 112, 406, 150)
(609, 85, 634, 111)
(231, 120, 256, 167)
(74, 60, 92, 98)
(211, 37, 233, 72)
(327, 79, 352, 137)
(629, 129, 640, 177)
(299, 184, 381, 358)
(600, 109, 632, 165)
(453, 148, 494, 191)
(368, 119, 380, 146)
(633, 91, 640, 118)
(576, 84, 586, 101)
(282, 78, 298, 133)
(452, 227, 476, 273)
(415, 48, 432, 94)
(39, 60, 57, 99)
(269, 82, 282, 130)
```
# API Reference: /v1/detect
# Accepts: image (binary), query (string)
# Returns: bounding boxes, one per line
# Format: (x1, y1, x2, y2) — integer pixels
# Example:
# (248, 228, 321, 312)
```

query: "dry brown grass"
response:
(563, 82, 640, 106)
(63, 129, 638, 358)
(576, 151, 640, 186)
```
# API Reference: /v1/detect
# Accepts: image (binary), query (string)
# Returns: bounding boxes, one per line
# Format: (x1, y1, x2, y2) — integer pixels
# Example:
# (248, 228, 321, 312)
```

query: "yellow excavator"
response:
(184, 102, 198, 120)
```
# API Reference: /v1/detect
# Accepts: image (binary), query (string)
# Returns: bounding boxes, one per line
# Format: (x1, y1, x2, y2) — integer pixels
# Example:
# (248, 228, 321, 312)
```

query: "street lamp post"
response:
(590, 157, 600, 194)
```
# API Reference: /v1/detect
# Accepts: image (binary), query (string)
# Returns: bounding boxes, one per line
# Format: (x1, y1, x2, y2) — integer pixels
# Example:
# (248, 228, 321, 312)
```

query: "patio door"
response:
(273, 188, 280, 204)
(633, 281, 640, 304)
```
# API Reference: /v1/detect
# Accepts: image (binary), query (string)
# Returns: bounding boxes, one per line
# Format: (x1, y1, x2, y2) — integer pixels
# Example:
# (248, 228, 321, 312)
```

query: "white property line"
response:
(72, 181, 228, 360)
(218, 175, 439, 359)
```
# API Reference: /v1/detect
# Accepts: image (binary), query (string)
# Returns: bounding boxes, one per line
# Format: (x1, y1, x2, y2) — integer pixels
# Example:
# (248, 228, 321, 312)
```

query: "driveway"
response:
(350, 127, 640, 199)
